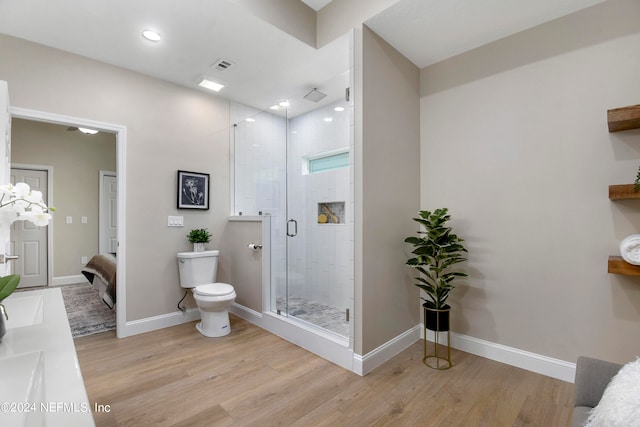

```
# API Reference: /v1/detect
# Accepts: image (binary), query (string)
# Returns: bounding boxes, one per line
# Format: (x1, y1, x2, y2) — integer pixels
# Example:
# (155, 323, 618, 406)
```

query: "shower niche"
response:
(317, 202, 345, 224)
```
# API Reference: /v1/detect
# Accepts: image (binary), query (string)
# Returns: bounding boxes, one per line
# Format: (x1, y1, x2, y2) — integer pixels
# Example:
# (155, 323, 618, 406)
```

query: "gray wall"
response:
(0, 33, 231, 321)
(419, 0, 640, 364)
(356, 26, 420, 355)
(11, 118, 116, 279)
(219, 220, 262, 312)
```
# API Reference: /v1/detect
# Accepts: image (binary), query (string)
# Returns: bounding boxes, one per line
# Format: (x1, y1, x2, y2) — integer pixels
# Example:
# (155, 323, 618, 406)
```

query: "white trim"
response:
(11, 163, 54, 287)
(228, 215, 264, 222)
(52, 274, 89, 286)
(353, 325, 576, 381)
(260, 216, 271, 316)
(427, 330, 577, 383)
(236, 308, 354, 371)
(124, 302, 257, 337)
(10, 107, 128, 339)
(229, 302, 262, 323)
(354, 325, 421, 376)
(124, 307, 200, 336)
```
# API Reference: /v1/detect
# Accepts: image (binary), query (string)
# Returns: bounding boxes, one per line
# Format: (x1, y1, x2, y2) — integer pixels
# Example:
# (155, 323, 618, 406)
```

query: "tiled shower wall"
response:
(230, 99, 351, 312)
(288, 100, 351, 309)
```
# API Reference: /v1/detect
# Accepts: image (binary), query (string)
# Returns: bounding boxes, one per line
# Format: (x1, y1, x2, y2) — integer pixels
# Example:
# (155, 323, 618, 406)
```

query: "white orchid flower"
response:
(25, 190, 44, 204)
(19, 208, 51, 227)
(0, 182, 53, 227)
(13, 182, 30, 197)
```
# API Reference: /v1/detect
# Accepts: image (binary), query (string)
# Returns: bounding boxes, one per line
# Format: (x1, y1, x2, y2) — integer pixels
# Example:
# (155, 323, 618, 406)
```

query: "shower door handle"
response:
(287, 219, 298, 237)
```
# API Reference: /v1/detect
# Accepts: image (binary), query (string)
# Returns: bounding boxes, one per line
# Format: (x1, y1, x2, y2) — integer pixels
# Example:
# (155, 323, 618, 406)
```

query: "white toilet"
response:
(177, 250, 236, 337)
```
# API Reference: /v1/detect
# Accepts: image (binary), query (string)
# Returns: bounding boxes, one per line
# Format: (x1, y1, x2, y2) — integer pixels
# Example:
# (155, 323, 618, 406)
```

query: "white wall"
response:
(230, 102, 286, 217)
(420, 0, 640, 364)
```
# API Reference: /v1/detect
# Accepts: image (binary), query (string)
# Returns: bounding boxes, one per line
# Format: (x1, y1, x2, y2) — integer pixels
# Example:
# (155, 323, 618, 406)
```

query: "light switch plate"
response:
(168, 215, 184, 227)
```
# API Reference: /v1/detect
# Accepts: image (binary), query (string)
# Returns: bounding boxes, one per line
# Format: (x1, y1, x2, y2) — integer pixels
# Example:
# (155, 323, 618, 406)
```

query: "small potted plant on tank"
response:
(188, 228, 212, 252)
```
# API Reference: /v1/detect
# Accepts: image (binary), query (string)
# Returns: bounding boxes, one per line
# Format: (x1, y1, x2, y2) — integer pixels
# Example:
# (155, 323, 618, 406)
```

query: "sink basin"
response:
(3, 294, 44, 329)
(0, 351, 45, 427)
(0, 288, 94, 426)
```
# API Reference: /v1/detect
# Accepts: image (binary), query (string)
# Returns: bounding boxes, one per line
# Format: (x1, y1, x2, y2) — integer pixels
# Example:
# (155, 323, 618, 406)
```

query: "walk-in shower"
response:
(230, 33, 353, 346)
(231, 94, 352, 341)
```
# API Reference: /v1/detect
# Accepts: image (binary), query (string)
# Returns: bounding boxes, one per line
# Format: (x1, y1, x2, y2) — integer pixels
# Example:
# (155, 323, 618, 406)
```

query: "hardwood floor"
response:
(74, 315, 574, 426)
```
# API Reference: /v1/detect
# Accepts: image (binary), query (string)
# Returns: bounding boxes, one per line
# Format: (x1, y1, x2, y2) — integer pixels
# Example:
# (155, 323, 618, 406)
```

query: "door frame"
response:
(11, 163, 53, 287)
(11, 107, 128, 338)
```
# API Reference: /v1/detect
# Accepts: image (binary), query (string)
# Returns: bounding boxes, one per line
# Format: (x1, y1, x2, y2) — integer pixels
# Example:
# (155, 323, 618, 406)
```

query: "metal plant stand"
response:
(423, 305, 452, 370)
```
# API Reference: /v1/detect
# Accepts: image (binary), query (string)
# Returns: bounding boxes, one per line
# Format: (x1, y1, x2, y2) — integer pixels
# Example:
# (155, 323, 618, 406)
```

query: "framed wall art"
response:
(177, 170, 210, 210)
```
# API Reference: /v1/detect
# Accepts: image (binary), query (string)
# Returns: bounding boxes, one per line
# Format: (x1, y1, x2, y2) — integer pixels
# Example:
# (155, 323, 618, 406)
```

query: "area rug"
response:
(60, 283, 116, 338)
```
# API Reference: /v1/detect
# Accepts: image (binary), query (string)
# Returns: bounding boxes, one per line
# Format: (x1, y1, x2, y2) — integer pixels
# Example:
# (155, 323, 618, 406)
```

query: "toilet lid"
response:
(195, 283, 234, 296)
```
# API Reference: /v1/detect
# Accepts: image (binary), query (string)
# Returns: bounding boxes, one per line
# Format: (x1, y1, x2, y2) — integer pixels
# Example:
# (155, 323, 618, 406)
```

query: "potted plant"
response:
(187, 228, 212, 252)
(404, 208, 468, 332)
(0, 275, 21, 342)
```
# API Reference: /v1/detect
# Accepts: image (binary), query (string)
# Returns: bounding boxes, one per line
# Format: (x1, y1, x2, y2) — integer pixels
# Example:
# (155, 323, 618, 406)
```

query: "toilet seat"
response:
(194, 283, 234, 297)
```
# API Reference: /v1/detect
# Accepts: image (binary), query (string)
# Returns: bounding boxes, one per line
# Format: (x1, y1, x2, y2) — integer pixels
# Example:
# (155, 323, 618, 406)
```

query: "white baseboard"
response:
(124, 307, 200, 336)
(354, 324, 422, 376)
(52, 275, 89, 286)
(120, 305, 576, 382)
(122, 302, 254, 338)
(229, 302, 262, 324)
(422, 328, 576, 383)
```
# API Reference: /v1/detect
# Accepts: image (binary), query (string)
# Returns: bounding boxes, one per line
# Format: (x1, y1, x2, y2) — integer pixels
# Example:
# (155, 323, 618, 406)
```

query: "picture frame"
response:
(177, 170, 210, 210)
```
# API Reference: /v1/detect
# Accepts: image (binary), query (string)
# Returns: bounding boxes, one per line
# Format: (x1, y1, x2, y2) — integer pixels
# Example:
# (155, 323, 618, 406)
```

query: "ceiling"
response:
(365, 0, 605, 68)
(300, 0, 333, 11)
(0, 0, 605, 117)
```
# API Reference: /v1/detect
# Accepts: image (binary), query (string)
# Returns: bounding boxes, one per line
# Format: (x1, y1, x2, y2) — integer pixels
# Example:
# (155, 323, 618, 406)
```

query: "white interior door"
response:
(10, 168, 48, 287)
(0, 81, 12, 277)
(100, 171, 117, 254)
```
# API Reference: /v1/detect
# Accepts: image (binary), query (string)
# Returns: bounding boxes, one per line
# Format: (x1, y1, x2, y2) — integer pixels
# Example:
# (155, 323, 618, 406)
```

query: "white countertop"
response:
(0, 288, 95, 427)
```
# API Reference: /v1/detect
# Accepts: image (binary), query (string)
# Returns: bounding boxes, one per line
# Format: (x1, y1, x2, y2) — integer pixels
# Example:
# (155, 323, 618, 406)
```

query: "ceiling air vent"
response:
(212, 58, 234, 71)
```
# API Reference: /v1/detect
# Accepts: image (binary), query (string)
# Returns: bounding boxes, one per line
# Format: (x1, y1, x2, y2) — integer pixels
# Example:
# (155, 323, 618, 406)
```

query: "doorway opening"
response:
(10, 107, 127, 338)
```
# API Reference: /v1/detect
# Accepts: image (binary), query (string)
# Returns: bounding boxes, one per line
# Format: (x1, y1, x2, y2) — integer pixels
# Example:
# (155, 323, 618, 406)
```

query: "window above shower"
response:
(303, 149, 349, 175)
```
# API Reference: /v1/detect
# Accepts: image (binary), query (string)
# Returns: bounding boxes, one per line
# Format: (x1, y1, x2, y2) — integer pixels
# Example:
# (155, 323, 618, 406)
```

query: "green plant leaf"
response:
(187, 228, 212, 243)
(403, 208, 468, 308)
(0, 275, 21, 301)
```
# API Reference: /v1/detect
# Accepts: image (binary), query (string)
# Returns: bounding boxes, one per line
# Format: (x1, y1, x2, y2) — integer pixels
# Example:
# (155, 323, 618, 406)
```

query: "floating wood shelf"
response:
(608, 256, 640, 276)
(608, 104, 640, 132)
(609, 184, 640, 200)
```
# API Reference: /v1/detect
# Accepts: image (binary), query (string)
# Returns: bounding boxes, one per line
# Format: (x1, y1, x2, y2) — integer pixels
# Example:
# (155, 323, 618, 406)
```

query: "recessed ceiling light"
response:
(142, 30, 161, 42)
(78, 127, 99, 135)
(278, 100, 290, 107)
(196, 76, 225, 92)
(246, 118, 256, 122)
(323, 117, 333, 122)
(270, 105, 280, 110)
(334, 107, 345, 112)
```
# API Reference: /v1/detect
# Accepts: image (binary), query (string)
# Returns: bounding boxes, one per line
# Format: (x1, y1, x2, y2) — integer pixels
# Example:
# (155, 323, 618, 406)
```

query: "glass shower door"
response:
(283, 96, 352, 339)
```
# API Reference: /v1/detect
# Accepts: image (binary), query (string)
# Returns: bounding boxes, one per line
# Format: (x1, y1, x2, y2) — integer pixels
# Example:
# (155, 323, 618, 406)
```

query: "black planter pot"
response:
(423, 303, 450, 332)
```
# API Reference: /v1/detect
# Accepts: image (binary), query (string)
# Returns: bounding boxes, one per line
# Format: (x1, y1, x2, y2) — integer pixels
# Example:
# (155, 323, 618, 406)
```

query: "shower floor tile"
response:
(276, 297, 349, 337)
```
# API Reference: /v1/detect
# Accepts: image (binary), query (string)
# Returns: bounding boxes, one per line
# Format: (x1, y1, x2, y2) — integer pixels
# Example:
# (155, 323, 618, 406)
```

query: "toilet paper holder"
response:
(248, 243, 262, 250)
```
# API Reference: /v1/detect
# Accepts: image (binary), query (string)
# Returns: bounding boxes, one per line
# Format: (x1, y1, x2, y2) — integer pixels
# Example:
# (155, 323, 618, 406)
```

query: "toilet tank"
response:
(177, 250, 220, 288)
